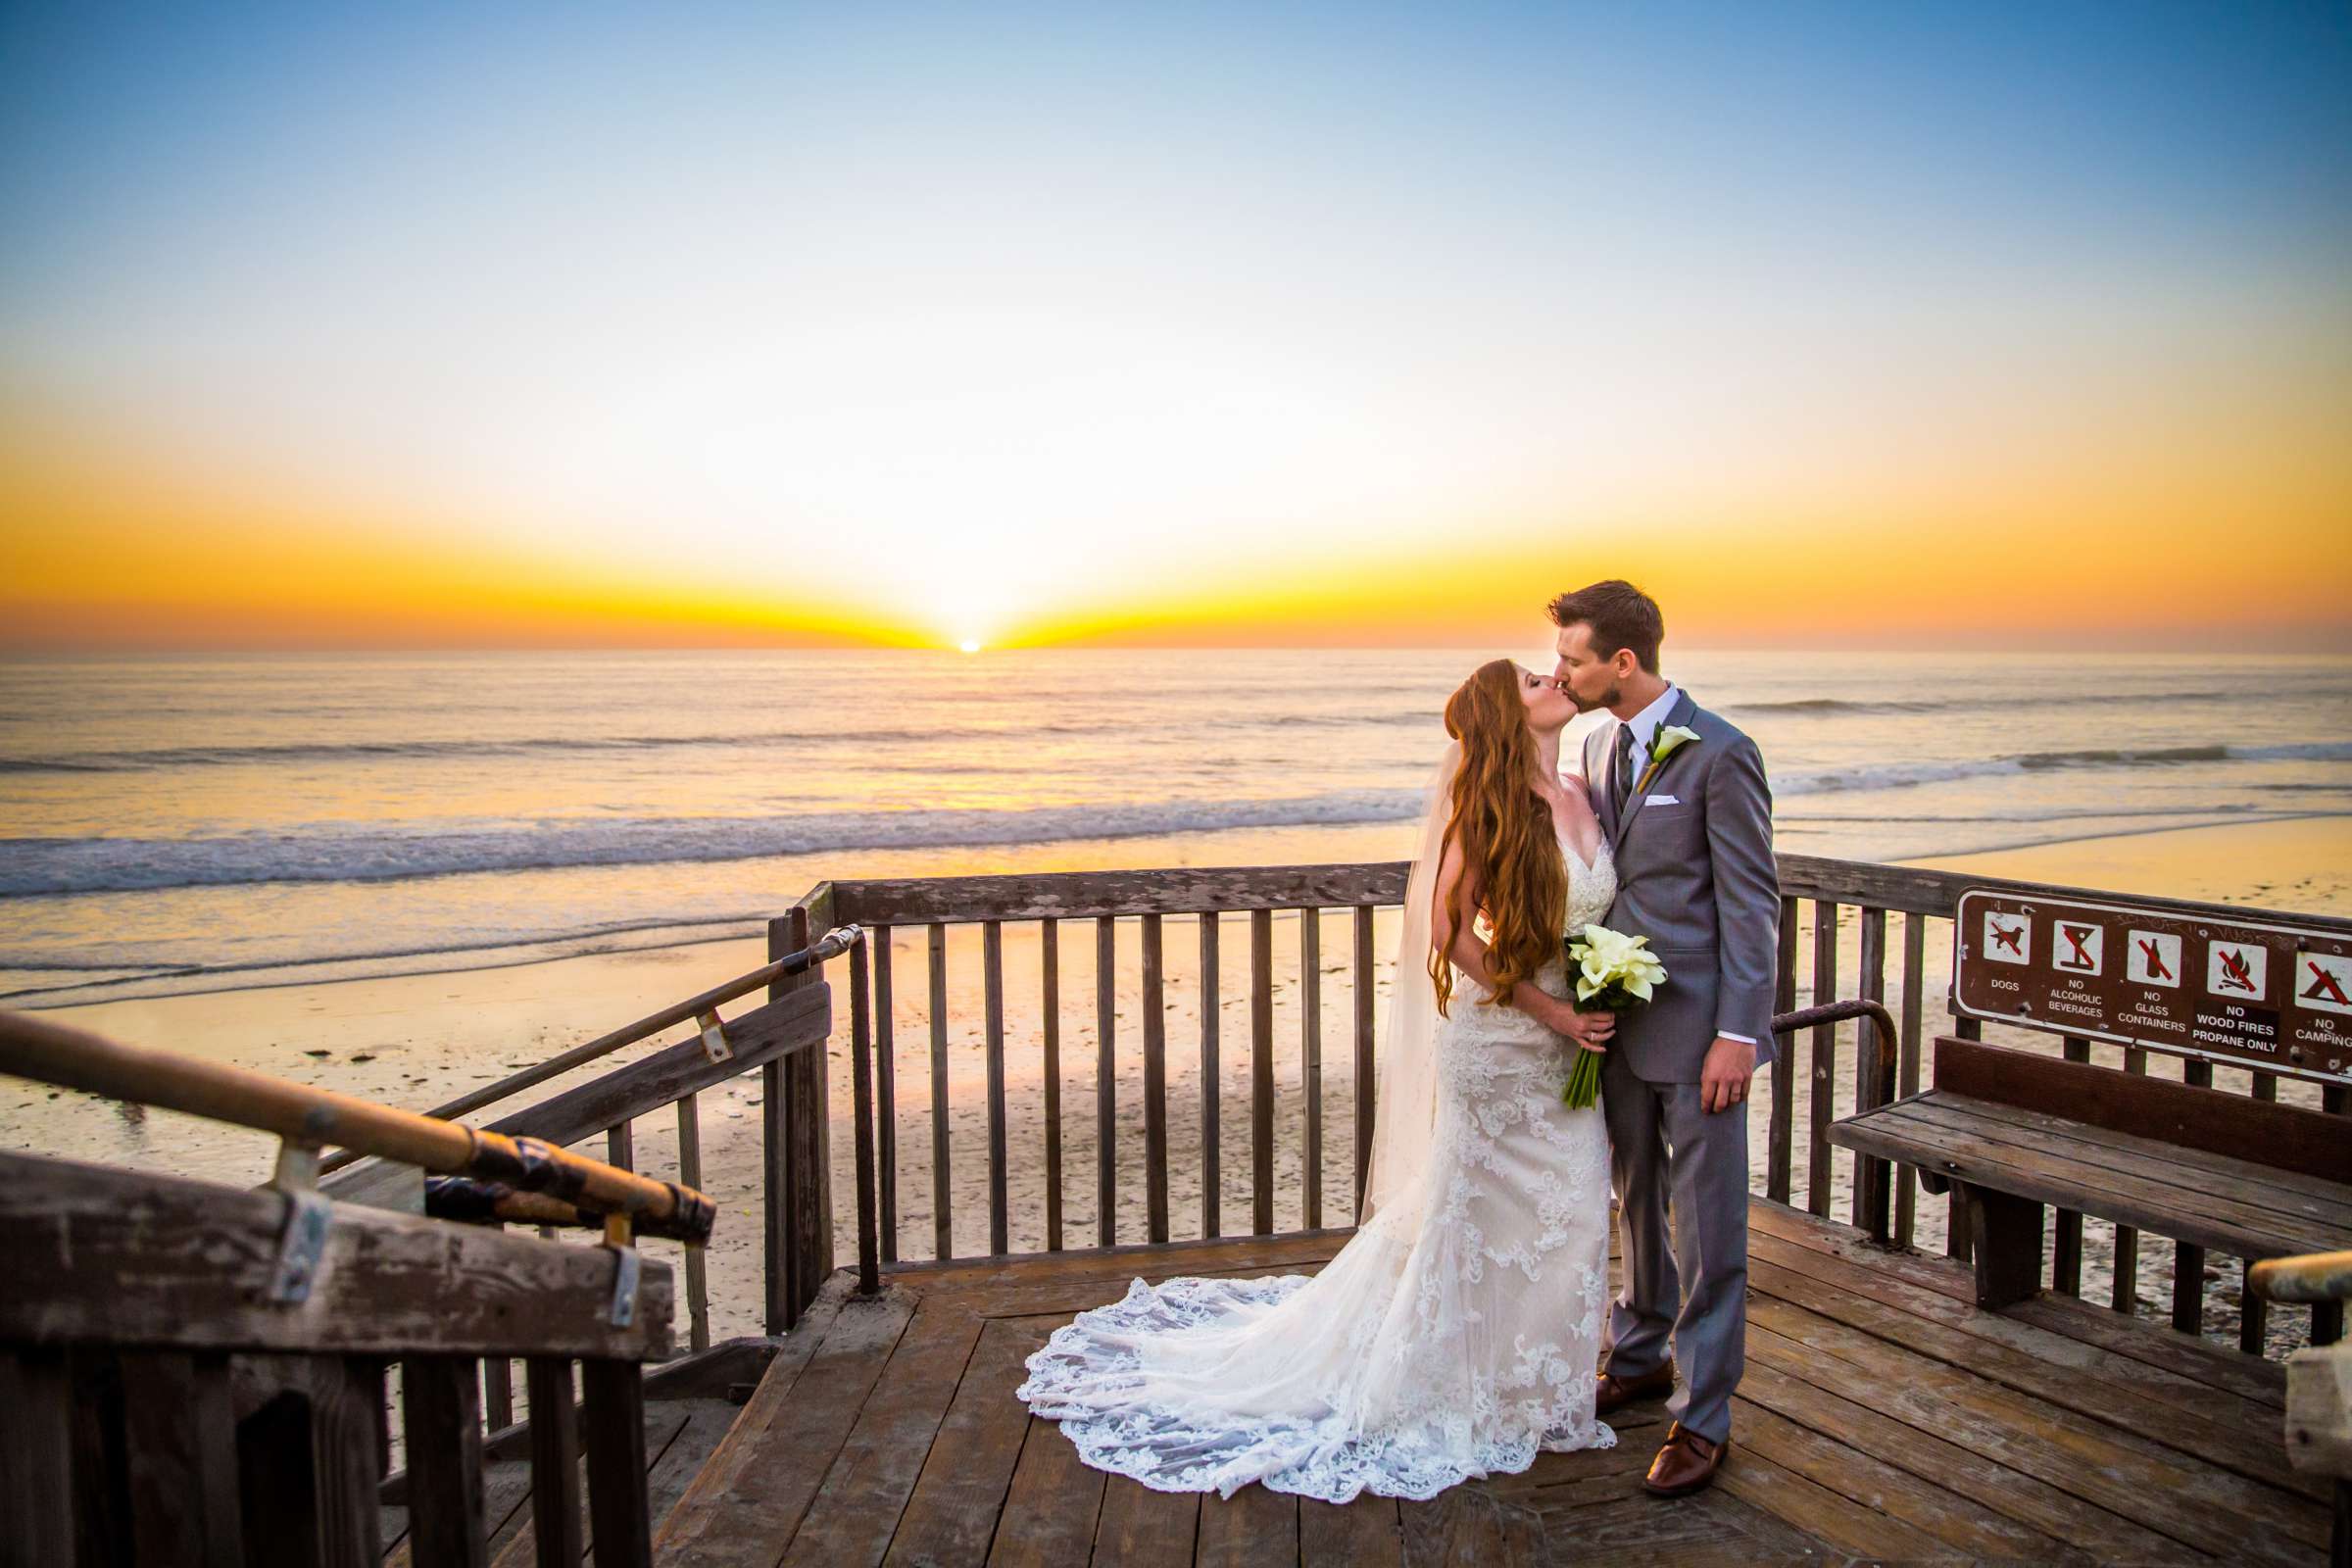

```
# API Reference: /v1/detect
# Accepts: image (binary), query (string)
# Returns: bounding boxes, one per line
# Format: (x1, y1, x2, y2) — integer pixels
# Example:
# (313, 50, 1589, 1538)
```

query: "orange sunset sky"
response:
(4, 6, 2349, 654)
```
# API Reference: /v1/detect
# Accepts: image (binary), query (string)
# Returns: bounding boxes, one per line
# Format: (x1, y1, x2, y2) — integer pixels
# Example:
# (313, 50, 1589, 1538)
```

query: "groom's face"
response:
(1551, 623, 1622, 713)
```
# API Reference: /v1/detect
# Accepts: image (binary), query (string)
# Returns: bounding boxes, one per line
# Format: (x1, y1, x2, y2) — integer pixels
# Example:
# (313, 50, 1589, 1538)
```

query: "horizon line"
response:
(6, 639, 2351, 660)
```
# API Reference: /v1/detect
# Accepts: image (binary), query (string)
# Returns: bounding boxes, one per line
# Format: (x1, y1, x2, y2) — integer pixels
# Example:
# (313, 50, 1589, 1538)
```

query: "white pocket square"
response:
(1647, 794, 1681, 806)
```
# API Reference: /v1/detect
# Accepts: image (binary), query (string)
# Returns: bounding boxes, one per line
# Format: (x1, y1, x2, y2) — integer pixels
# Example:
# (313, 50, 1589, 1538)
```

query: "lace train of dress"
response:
(1014, 836, 1620, 1502)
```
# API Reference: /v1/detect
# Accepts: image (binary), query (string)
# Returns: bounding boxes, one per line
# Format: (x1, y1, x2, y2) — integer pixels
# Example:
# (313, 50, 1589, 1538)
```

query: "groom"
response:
(1550, 579, 1779, 1498)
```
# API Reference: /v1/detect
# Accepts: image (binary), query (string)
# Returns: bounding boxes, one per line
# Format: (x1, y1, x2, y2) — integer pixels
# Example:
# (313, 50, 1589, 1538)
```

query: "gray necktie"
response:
(1610, 725, 1635, 814)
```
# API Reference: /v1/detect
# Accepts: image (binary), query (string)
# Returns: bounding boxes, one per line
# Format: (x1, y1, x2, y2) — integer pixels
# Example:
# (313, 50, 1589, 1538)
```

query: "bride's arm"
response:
(1430, 836, 1588, 1037)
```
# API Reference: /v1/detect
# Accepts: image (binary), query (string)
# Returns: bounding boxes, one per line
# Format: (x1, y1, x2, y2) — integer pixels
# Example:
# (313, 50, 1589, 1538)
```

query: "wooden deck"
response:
(651, 1200, 2332, 1566)
(379, 1393, 741, 1566)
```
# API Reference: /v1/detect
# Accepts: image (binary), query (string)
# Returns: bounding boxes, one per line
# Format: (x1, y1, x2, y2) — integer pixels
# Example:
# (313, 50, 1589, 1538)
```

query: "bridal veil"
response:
(1358, 740, 1458, 1230)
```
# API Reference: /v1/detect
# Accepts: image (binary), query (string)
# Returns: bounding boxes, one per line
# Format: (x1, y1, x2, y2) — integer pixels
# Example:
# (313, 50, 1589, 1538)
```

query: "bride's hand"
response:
(1559, 1007, 1615, 1052)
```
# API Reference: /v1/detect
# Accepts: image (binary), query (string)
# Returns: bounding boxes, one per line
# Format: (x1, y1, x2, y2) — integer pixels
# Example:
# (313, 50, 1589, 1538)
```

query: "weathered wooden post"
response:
(766, 895, 837, 1334)
(849, 930, 881, 1295)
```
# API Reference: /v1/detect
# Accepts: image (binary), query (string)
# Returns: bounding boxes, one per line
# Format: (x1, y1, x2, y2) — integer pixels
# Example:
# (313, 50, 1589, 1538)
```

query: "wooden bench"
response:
(1829, 1036, 2352, 1315)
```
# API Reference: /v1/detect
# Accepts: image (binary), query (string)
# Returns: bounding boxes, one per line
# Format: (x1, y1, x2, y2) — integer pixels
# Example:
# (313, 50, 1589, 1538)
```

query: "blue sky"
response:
(3, 2, 2347, 648)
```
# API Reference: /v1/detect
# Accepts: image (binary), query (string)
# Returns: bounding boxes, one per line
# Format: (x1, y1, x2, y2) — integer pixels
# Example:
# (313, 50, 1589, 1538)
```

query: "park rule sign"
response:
(1953, 889, 2352, 1086)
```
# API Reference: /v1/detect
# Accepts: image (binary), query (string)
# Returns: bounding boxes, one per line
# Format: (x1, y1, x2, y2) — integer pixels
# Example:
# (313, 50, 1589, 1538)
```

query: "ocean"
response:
(4, 649, 2349, 1006)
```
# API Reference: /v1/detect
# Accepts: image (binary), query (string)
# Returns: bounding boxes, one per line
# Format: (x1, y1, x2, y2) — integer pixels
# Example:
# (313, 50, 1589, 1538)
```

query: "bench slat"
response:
(1932, 1093, 2352, 1211)
(1891, 1097, 2352, 1228)
(1932, 1037, 2351, 1184)
(1831, 1097, 2351, 1261)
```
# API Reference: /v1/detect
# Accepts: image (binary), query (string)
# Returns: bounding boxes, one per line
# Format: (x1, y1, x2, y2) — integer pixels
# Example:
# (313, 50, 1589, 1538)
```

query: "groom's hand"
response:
(1699, 1035, 1756, 1114)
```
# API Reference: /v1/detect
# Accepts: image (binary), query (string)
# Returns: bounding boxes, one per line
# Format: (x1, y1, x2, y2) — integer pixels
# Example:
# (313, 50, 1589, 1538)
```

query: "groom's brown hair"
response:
(1547, 579, 1663, 674)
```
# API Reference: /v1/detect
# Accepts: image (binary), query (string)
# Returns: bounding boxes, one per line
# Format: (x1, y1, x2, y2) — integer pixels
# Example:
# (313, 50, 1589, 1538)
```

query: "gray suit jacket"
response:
(1578, 691, 1780, 1083)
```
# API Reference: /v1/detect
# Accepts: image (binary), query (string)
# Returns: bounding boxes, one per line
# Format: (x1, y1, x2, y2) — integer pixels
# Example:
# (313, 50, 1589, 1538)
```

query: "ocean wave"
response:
(0, 789, 1431, 896)
(0, 909, 774, 996)
(1775, 740, 2352, 796)
(19, 688, 2343, 774)
(1777, 805, 2267, 825)
(0, 727, 1079, 773)
(0, 710, 1438, 773)
(8, 741, 2346, 899)
(1727, 698, 1937, 714)
(1722, 688, 2324, 718)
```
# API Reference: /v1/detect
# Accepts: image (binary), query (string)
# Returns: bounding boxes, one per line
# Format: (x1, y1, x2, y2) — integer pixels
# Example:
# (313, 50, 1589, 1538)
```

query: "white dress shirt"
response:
(1619, 683, 1682, 785)
(1616, 684, 1755, 1048)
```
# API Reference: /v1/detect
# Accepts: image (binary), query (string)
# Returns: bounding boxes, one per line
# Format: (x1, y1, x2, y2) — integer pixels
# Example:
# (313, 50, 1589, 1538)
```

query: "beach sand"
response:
(1914, 814, 2352, 910)
(8, 815, 2348, 1353)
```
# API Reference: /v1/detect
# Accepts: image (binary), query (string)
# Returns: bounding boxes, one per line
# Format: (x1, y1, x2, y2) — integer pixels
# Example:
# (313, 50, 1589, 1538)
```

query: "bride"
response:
(1016, 659, 1621, 1501)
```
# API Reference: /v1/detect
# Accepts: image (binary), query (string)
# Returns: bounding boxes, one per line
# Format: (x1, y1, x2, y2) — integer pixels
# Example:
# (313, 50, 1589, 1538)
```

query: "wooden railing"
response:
(808, 854, 2351, 1357)
(0, 1011, 689, 1567)
(323, 920, 851, 1359)
(305, 916, 847, 1454)
(825, 864, 1400, 1262)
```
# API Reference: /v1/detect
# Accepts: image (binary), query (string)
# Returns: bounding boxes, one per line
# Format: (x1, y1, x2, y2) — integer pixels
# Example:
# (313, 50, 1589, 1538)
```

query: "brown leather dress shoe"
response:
(1593, 1361, 1676, 1416)
(1642, 1422, 1728, 1496)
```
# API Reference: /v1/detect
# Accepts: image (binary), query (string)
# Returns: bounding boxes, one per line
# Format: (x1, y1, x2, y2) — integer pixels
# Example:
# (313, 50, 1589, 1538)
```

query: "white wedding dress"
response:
(1015, 827, 1618, 1502)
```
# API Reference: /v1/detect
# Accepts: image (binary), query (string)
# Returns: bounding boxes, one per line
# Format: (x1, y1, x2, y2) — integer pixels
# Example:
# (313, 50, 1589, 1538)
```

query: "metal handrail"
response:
(1771, 996, 1900, 1242)
(0, 1008, 718, 1244)
(316, 923, 860, 1175)
(2250, 1249, 2352, 1304)
(1771, 997, 1898, 1089)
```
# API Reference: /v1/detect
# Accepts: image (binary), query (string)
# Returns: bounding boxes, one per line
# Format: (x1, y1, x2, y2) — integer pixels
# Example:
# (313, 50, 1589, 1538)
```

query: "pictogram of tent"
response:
(2302, 960, 2350, 1007)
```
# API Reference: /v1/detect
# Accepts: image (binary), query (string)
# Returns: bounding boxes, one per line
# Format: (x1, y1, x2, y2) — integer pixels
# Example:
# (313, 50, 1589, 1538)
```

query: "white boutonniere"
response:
(1637, 724, 1701, 793)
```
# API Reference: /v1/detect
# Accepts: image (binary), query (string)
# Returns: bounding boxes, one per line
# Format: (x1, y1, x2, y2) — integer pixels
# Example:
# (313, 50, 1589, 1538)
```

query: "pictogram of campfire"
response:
(2215, 949, 2260, 995)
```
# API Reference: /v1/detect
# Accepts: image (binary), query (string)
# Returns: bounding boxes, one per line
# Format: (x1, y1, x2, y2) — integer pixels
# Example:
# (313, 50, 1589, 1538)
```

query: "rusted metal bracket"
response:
(268, 1142, 332, 1304)
(604, 1211, 640, 1328)
(696, 1008, 731, 1064)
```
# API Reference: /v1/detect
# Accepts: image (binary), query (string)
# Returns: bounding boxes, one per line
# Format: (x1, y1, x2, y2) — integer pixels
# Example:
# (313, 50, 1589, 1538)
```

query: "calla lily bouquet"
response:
(1560, 922, 1670, 1108)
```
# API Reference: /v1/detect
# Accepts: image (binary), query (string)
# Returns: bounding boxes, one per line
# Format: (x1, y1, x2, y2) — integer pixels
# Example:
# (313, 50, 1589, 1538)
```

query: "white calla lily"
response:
(1559, 920, 1674, 1105)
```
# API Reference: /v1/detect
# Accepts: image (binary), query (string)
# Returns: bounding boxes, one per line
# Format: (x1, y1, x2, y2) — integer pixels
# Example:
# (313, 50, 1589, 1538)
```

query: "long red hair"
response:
(1431, 660, 1566, 1016)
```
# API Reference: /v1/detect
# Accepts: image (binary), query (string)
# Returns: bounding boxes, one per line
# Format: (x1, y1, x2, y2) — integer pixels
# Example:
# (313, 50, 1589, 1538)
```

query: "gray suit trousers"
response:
(1599, 1053, 1749, 1446)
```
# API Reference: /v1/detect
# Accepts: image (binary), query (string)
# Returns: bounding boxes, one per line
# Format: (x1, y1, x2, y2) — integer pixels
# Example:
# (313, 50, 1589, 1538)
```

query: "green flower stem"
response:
(1562, 1046, 1603, 1108)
